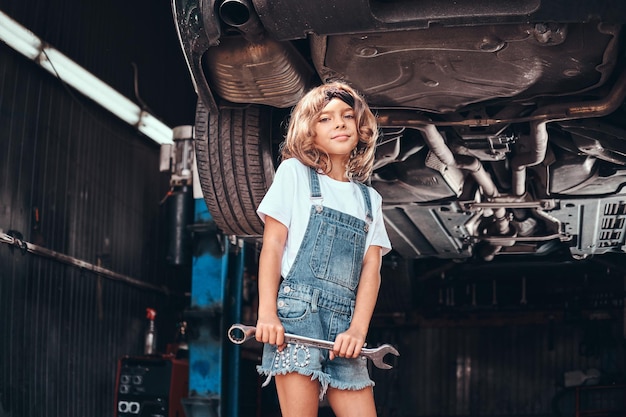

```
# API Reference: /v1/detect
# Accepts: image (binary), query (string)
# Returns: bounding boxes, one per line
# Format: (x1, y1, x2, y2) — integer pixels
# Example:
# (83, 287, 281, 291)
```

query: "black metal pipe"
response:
(0, 231, 171, 295)
(166, 185, 194, 266)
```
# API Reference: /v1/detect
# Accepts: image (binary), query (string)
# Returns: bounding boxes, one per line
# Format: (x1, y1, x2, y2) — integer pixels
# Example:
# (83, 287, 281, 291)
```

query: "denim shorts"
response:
(256, 283, 374, 399)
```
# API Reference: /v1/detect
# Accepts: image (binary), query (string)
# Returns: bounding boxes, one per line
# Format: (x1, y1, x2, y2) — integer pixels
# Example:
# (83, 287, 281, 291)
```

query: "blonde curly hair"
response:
(280, 81, 379, 183)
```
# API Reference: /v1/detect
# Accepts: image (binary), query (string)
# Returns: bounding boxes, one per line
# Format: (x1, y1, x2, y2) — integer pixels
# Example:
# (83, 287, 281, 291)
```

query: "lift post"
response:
(182, 198, 243, 417)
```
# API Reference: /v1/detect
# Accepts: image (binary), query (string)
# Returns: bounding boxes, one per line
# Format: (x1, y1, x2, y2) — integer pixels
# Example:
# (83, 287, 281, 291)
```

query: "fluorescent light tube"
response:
(0, 10, 173, 145)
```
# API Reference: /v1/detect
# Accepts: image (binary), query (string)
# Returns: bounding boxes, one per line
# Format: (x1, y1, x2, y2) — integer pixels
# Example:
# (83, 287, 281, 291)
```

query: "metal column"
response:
(182, 198, 243, 417)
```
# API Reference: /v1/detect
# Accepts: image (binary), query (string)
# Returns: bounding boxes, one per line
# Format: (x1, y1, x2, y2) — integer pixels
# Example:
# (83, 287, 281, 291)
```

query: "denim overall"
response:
(258, 167, 374, 397)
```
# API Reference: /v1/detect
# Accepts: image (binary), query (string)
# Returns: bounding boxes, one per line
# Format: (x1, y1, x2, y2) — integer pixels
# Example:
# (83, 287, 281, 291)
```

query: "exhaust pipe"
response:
(417, 125, 514, 260)
(218, 0, 264, 42)
(510, 121, 549, 197)
(507, 70, 626, 196)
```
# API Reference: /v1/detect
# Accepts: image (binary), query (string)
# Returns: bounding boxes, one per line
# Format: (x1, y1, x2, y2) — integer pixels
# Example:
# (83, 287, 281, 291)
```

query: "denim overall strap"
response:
(308, 167, 323, 210)
(356, 182, 373, 231)
(308, 168, 373, 227)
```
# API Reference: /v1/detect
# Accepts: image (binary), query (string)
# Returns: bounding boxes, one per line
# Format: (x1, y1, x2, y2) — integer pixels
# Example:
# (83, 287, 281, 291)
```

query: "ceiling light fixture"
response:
(0, 10, 173, 145)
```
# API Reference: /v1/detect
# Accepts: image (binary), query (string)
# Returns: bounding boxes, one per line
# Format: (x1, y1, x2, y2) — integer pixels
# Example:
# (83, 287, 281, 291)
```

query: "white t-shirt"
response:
(257, 158, 392, 278)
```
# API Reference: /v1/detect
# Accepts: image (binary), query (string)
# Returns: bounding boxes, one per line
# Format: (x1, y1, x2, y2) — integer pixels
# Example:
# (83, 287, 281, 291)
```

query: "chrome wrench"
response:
(228, 324, 399, 370)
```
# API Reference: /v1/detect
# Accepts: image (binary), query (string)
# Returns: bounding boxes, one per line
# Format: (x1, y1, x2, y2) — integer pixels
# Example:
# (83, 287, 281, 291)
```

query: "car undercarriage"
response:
(173, 0, 626, 263)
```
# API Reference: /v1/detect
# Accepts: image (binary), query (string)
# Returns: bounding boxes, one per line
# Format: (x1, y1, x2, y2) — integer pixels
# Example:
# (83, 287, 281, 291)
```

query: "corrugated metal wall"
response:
(0, 1, 194, 416)
(0, 35, 188, 417)
(368, 260, 625, 417)
(371, 322, 624, 417)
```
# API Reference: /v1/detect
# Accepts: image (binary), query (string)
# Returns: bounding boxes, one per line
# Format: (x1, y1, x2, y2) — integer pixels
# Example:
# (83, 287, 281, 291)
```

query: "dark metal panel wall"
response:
(0, 42, 186, 417)
(369, 260, 624, 416)
(372, 322, 623, 416)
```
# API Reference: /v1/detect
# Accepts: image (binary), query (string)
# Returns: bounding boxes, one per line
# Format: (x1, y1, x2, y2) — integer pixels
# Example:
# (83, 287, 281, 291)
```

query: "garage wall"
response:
(0, 40, 188, 417)
(0, 1, 196, 414)
(370, 259, 625, 417)
(371, 323, 623, 417)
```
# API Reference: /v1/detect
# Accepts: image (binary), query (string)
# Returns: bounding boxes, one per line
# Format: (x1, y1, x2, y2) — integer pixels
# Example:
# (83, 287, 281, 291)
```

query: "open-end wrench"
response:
(228, 324, 399, 370)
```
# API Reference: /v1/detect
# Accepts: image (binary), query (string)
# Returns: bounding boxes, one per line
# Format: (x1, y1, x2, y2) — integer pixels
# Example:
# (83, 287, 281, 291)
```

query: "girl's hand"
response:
(255, 315, 286, 349)
(330, 328, 366, 360)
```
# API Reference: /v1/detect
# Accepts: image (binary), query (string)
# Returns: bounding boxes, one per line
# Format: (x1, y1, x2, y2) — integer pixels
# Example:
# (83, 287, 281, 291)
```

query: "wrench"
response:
(228, 324, 399, 370)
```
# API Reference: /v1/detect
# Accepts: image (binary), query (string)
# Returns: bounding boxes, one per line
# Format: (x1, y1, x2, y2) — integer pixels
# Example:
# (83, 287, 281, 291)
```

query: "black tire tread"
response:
(194, 100, 274, 236)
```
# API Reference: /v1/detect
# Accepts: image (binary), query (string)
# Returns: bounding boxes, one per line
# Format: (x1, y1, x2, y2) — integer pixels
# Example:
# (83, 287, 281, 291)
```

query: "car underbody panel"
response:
(315, 22, 618, 112)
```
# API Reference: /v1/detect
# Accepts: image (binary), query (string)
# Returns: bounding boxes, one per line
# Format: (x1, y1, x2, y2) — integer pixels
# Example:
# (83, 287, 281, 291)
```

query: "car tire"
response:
(194, 99, 275, 236)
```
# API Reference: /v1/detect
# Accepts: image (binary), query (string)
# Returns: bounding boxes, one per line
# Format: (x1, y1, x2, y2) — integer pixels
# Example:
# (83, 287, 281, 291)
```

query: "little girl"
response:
(255, 81, 391, 417)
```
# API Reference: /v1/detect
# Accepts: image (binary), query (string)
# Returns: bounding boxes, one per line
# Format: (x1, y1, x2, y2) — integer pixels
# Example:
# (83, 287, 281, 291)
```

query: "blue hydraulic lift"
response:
(181, 186, 245, 417)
